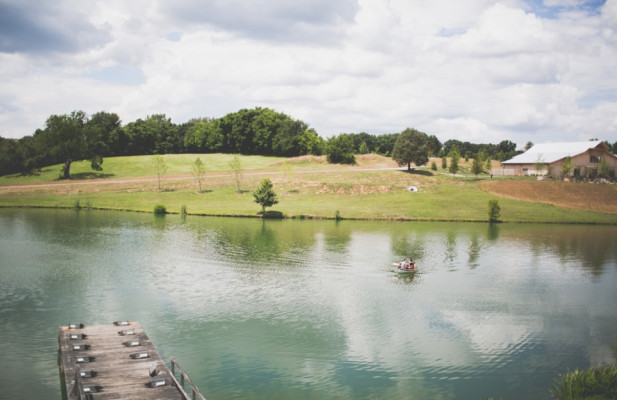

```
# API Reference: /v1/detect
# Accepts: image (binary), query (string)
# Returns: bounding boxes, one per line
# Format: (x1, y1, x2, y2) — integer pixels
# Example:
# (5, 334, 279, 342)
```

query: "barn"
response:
(498, 141, 617, 177)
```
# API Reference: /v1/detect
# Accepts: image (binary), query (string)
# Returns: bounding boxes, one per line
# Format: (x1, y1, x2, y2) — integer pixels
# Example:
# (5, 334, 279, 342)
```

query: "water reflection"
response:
(0, 209, 616, 400)
(467, 233, 481, 269)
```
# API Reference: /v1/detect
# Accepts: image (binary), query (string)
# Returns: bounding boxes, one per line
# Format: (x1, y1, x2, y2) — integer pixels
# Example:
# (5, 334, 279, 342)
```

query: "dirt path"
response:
(0, 166, 407, 191)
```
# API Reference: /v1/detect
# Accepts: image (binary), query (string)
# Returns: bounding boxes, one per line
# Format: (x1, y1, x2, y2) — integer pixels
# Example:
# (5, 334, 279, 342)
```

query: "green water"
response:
(0, 209, 616, 399)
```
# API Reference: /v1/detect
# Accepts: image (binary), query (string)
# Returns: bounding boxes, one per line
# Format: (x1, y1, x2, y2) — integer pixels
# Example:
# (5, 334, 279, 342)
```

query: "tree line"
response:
(0, 106, 571, 178)
(0, 108, 327, 177)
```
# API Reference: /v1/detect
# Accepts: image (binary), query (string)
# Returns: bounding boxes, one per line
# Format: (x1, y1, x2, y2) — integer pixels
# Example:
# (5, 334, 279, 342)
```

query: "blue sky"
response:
(1, 0, 616, 148)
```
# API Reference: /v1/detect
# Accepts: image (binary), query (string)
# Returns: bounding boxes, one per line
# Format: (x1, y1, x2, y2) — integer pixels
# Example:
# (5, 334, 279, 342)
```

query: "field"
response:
(1, 154, 616, 223)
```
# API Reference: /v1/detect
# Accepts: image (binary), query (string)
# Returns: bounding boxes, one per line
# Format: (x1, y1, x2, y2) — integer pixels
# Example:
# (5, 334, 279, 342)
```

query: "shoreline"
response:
(2, 204, 616, 225)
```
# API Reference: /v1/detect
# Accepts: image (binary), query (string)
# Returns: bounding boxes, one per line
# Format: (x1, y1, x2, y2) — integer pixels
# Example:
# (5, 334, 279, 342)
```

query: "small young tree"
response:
(471, 156, 483, 177)
(431, 161, 437, 171)
(229, 155, 244, 193)
(485, 157, 492, 171)
(192, 157, 206, 192)
(488, 199, 501, 222)
(598, 157, 611, 178)
(152, 155, 168, 192)
(561, 156, 572, 178)
(253, 178, 279, 214)
(441, 157, 448, 169)
(448, 149, 460, 177)
(534, 154, 545, 176)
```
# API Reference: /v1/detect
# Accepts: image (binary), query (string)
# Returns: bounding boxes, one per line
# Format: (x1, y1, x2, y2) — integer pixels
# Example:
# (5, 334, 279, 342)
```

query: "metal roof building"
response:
(499, 141, 617, 177)
(502, 141, 607, 165)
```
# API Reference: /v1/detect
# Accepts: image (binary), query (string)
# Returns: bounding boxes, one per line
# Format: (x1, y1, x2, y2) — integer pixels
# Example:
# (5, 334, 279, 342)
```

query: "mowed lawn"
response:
(1, 154, 616, 224)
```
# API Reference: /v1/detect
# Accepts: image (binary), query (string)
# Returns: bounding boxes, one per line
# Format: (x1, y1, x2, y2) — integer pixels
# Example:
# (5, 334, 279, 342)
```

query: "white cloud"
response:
(0, 0, 616, 147)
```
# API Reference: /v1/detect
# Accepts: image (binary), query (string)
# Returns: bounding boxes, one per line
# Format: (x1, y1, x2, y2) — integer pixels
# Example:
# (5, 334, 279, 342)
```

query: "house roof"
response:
(502, 141, 607, 164)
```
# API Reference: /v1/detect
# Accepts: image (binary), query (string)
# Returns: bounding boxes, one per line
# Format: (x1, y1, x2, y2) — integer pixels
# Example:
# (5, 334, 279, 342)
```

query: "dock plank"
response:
(58, 322, 185, 400)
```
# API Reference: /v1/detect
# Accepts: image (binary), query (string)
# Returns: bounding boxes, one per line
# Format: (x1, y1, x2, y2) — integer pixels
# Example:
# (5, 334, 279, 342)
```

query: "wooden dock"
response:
(58, 321, 205, 400)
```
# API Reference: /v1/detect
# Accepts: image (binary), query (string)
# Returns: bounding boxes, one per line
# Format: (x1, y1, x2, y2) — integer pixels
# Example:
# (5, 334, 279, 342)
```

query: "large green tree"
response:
(41, 111, 103, 179)
(183, 118, 223, 153)
(326, 134, 356, 164)
(124, 114, 176, 155)
(391, 128, 429, 171)
(85, 111, 123, 156)
(426, 134, 442, 156)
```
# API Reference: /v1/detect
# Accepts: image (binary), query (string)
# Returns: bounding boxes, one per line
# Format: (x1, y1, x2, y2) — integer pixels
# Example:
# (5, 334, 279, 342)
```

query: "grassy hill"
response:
(1, 153, 616, 224)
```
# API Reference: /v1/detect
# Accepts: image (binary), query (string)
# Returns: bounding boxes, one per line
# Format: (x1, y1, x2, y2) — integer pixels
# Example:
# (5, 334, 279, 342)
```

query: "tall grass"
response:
(550, 364, 617, 399)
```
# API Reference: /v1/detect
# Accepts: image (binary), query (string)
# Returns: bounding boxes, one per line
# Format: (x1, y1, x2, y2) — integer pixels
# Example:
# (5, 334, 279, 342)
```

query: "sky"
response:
(1, 0, 616, 148)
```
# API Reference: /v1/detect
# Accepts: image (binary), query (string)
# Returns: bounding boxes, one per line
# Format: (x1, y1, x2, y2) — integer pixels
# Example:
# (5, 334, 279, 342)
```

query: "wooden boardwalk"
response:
(58, 321, 202, 400)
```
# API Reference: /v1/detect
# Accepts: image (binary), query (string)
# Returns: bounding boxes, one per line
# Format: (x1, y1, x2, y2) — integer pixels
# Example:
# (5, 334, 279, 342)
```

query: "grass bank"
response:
(1, 154, 616, 224)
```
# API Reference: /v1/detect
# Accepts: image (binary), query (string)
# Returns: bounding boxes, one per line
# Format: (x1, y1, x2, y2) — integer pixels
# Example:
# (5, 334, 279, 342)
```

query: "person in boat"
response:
(408, 258, 418, 271)
(399, 259, 408, 269)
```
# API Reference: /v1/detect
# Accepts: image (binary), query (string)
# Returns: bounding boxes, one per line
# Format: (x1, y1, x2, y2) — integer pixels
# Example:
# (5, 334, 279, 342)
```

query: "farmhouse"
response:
(499, 141, 617, 177)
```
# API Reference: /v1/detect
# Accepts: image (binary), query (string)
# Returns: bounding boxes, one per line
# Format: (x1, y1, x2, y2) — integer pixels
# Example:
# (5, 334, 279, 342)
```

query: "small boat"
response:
(392, 262, 418, 274)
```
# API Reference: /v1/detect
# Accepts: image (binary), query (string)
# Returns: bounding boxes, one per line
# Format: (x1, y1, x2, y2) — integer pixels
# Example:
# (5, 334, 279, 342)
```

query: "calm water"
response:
(0, 209, 616, 399)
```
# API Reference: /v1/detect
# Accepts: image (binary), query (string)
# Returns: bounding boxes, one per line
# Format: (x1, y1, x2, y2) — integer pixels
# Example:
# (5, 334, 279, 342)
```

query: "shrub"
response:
(263, 210, 283, 219)
(153, 204, 167, 215)
(488, 199, 500, 222)
(431, 161, 437, 171)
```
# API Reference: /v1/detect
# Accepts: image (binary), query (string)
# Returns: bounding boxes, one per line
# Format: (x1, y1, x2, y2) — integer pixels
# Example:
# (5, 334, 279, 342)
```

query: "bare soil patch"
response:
(267, 154, 399, 169)
(483, 180, 617, 214)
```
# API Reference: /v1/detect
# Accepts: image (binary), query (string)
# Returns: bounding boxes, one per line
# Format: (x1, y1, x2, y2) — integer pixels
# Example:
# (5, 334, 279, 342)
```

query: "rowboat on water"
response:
(392, 262, 418, 274)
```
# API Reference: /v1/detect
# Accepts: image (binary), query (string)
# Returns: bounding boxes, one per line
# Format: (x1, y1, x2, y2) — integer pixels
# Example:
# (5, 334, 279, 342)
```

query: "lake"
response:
(0, 208, 616, 399)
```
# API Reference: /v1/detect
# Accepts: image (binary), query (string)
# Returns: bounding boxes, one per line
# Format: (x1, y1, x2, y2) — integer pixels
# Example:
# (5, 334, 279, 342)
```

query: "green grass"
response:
(550, 364, 617, 399)
(1, 154, 616, 224)
(0, 154, 288, 183)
